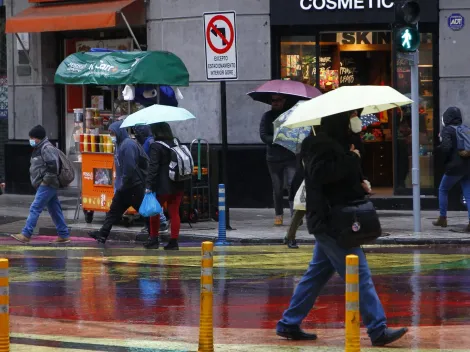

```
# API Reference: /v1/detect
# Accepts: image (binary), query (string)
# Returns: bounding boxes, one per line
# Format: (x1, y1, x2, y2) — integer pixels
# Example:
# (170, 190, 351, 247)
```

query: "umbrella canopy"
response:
(282, 85, 413, 129)
(273, 102, 311, 154)
(247, 80, 321, 105)
(120, 104, 196, 128)
(54, 51, 189, 86)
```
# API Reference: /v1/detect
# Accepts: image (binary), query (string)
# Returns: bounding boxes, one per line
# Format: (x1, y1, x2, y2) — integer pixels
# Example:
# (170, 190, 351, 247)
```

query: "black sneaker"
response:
(275, 322, 317, 340)
(160, 221, 169, 234)
(372, 328, 408, 346)
(164, 238, 179, 250)
(88, 231, 108, 244)
(143, 237, 160, 249)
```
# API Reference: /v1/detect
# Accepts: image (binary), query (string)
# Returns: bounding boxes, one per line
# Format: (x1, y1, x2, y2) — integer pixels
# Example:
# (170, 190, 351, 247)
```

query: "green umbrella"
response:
(54, 51, 189, 86)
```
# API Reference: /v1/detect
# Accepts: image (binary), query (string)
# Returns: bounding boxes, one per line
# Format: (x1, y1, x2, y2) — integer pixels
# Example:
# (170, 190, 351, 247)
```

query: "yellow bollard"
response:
(198, 242, 214, 352)
(345, 255, 360, 352)
(0, 259, 9, 352)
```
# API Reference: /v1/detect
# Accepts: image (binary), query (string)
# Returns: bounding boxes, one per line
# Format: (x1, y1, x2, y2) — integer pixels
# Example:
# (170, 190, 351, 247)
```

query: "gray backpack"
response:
(452, 125, 470, 157)
(42, 145, 75, 187)
(156, 139, 194, 182)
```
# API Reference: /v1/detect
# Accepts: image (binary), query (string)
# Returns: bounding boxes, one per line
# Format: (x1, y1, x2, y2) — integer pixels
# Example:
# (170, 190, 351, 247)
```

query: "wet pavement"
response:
(0, 237, 469, 351)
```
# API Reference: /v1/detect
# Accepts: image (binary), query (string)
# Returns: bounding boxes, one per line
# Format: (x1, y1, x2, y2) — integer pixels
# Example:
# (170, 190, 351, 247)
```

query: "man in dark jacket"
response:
(134, 125, 169, 234)
(433, 106, 470, 231)
(12, 125, 70, 244)
(260, 94, 297, 226)
(89, 121, 148, 243)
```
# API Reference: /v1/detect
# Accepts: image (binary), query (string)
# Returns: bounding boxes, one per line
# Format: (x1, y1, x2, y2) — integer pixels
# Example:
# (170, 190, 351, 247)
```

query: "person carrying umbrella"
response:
(250, 80, 322, 226)
(260, 94, 298, 226)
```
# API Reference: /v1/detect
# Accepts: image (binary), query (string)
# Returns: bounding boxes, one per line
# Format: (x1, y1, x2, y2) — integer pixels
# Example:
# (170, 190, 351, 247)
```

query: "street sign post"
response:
(204, 11, 238, 80)
(203, 11, 238, 231)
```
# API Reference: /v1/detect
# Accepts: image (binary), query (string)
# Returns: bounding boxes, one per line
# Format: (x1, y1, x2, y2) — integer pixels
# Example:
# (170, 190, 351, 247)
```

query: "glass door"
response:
(394, 33, 435, 195)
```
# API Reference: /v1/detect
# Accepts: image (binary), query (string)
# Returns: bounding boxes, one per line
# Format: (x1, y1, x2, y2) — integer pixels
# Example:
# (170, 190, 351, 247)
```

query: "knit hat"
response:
(29, 125, 46, 140)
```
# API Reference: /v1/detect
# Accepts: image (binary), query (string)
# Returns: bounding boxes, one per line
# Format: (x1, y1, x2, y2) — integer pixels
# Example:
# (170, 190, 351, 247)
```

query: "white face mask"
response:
(350, 117, 363, 134)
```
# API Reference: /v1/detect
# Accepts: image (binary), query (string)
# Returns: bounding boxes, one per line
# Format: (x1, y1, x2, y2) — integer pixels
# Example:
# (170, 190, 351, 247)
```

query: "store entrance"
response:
(281, 30, 394, 195)
(319, 31, 393, 195)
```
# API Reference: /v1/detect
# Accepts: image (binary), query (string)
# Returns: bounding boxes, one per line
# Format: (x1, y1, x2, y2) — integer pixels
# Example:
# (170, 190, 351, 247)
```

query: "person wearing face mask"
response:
(260, 94, 298, 226)
(349, 110, 365, 159)
(134, 125, 169, 235)
(89, 121, 148, 244)
(11, 125, 70, 244)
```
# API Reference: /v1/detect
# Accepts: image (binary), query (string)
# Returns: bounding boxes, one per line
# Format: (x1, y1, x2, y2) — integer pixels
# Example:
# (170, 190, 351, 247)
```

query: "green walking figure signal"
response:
(401, 29, 412, 49)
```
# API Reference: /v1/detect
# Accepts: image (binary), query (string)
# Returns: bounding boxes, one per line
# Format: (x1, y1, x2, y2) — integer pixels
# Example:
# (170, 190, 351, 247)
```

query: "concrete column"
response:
(439, 0, 470, 123)
(6, 0, 58, 141)
(146, 0, 271, 144)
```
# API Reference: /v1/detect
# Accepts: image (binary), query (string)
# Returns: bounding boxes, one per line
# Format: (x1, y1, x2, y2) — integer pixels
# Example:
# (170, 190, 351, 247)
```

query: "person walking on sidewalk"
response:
(433, 106, 470, 231)
(143, 123, 185, 250)
(260, 94, 297, 226)
(276, 112, 407, 346)
(12, 125, 70, 244)
(89, 121, 148, 244)
(134, 125, 169, 234)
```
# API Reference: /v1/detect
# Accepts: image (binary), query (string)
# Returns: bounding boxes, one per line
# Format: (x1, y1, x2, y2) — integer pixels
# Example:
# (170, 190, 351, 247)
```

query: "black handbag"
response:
(327, 200, 382, 248)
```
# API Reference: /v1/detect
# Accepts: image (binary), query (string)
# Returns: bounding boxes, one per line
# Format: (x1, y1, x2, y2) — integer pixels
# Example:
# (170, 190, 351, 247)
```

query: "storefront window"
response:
(280, 36, 316, 85)
(279, 32, 435, 196)
(396, 33, 434, 193)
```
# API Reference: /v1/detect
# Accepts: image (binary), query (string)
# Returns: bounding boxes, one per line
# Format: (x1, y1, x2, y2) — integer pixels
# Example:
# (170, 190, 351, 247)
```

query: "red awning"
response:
(6, 0, 144, 33)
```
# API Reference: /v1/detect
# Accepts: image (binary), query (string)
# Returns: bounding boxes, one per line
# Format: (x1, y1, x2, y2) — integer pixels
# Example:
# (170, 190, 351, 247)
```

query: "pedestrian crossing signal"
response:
(395, 26, 420, 52)
(394, 0, 420, 52)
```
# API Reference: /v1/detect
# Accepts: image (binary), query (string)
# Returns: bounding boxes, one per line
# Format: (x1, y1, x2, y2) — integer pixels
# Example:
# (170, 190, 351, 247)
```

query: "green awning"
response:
(54, 51, 189, 86)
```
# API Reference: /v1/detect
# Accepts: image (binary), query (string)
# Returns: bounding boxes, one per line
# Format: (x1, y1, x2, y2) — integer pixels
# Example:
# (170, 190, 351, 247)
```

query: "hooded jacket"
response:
(439, 107, 470, 176)
(134, 125, 154, 156)
(302, 132, 366, 235)
(109, 121, 146, 191)
(30, 138, 60, 189)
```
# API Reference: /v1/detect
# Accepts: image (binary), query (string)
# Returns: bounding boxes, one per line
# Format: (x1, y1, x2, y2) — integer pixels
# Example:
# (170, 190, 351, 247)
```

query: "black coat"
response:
(439, 107, 470, 176)
(145, 140, 185, 195)
(302, 132, 366, 235)
(259, 110, 296, 163)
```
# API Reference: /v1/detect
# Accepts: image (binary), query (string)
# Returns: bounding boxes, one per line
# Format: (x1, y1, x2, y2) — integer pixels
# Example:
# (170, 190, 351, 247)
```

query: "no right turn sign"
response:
(204, 11, 238, 81)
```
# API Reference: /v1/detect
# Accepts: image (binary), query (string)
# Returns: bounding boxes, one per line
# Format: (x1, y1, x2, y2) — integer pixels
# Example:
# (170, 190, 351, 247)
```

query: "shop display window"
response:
(279, 32, 435, 195)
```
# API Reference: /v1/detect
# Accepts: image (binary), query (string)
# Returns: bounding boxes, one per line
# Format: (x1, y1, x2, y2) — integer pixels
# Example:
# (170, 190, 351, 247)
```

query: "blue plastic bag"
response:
(139, 193, 162, 217)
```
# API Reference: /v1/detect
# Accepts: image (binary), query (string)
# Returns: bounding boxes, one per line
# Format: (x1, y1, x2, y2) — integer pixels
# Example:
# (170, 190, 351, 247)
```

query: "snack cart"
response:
(54, 50, 190, 223)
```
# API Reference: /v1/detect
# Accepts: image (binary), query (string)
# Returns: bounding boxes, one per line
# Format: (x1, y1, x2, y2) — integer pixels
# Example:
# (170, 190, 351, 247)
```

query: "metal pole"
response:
(411, 50, 421, 233)
(119, 12, 142, 51)
(220, 81, 233, 230)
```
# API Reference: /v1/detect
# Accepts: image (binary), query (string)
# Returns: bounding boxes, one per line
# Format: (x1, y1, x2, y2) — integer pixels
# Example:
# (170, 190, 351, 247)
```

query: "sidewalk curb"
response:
(33, 226, 470, 245)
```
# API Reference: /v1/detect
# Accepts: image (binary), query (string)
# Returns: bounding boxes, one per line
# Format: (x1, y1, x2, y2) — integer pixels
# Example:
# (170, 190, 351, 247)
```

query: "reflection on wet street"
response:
(1, 237, 470, 351)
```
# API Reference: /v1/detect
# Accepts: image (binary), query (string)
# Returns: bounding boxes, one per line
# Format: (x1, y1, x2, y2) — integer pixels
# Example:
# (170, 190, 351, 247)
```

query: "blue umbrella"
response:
(273, 102, 312, 154)
(360, 114, 380, 128)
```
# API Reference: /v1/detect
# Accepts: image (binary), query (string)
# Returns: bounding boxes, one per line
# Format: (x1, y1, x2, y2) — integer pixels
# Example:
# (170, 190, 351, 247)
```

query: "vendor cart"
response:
(54, 50, 189, 223)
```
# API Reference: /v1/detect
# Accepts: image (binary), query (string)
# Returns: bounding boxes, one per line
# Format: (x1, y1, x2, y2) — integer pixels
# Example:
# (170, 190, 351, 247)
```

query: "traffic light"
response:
(394, 0, 420, 52)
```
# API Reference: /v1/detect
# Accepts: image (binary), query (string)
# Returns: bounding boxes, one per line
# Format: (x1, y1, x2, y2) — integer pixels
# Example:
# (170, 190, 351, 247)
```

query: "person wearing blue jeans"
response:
(276, 112, 407, 347)
(433, 107, 470, 231)
(12, 125, 70, 244)
(278, 233, 387, 342)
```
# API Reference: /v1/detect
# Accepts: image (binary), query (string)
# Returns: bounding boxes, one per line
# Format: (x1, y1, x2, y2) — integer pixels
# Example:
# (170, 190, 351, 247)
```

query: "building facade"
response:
(3, 0, 470, 210)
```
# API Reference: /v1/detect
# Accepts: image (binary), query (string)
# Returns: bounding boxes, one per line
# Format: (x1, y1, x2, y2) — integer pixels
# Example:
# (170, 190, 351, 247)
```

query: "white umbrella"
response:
(281, 85, 413, 129)
(120, 104, 196, 128)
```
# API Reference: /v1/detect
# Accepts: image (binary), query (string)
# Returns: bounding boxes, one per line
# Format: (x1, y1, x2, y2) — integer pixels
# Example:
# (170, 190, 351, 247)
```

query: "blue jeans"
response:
(279, 233, 387, 342)
(22, 185, 69, 239)
(439, 174, 470, 218)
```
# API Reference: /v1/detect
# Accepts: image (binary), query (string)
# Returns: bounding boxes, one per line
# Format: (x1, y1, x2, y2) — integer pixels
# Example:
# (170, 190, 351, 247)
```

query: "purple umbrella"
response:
(247, 80, 322, 105)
